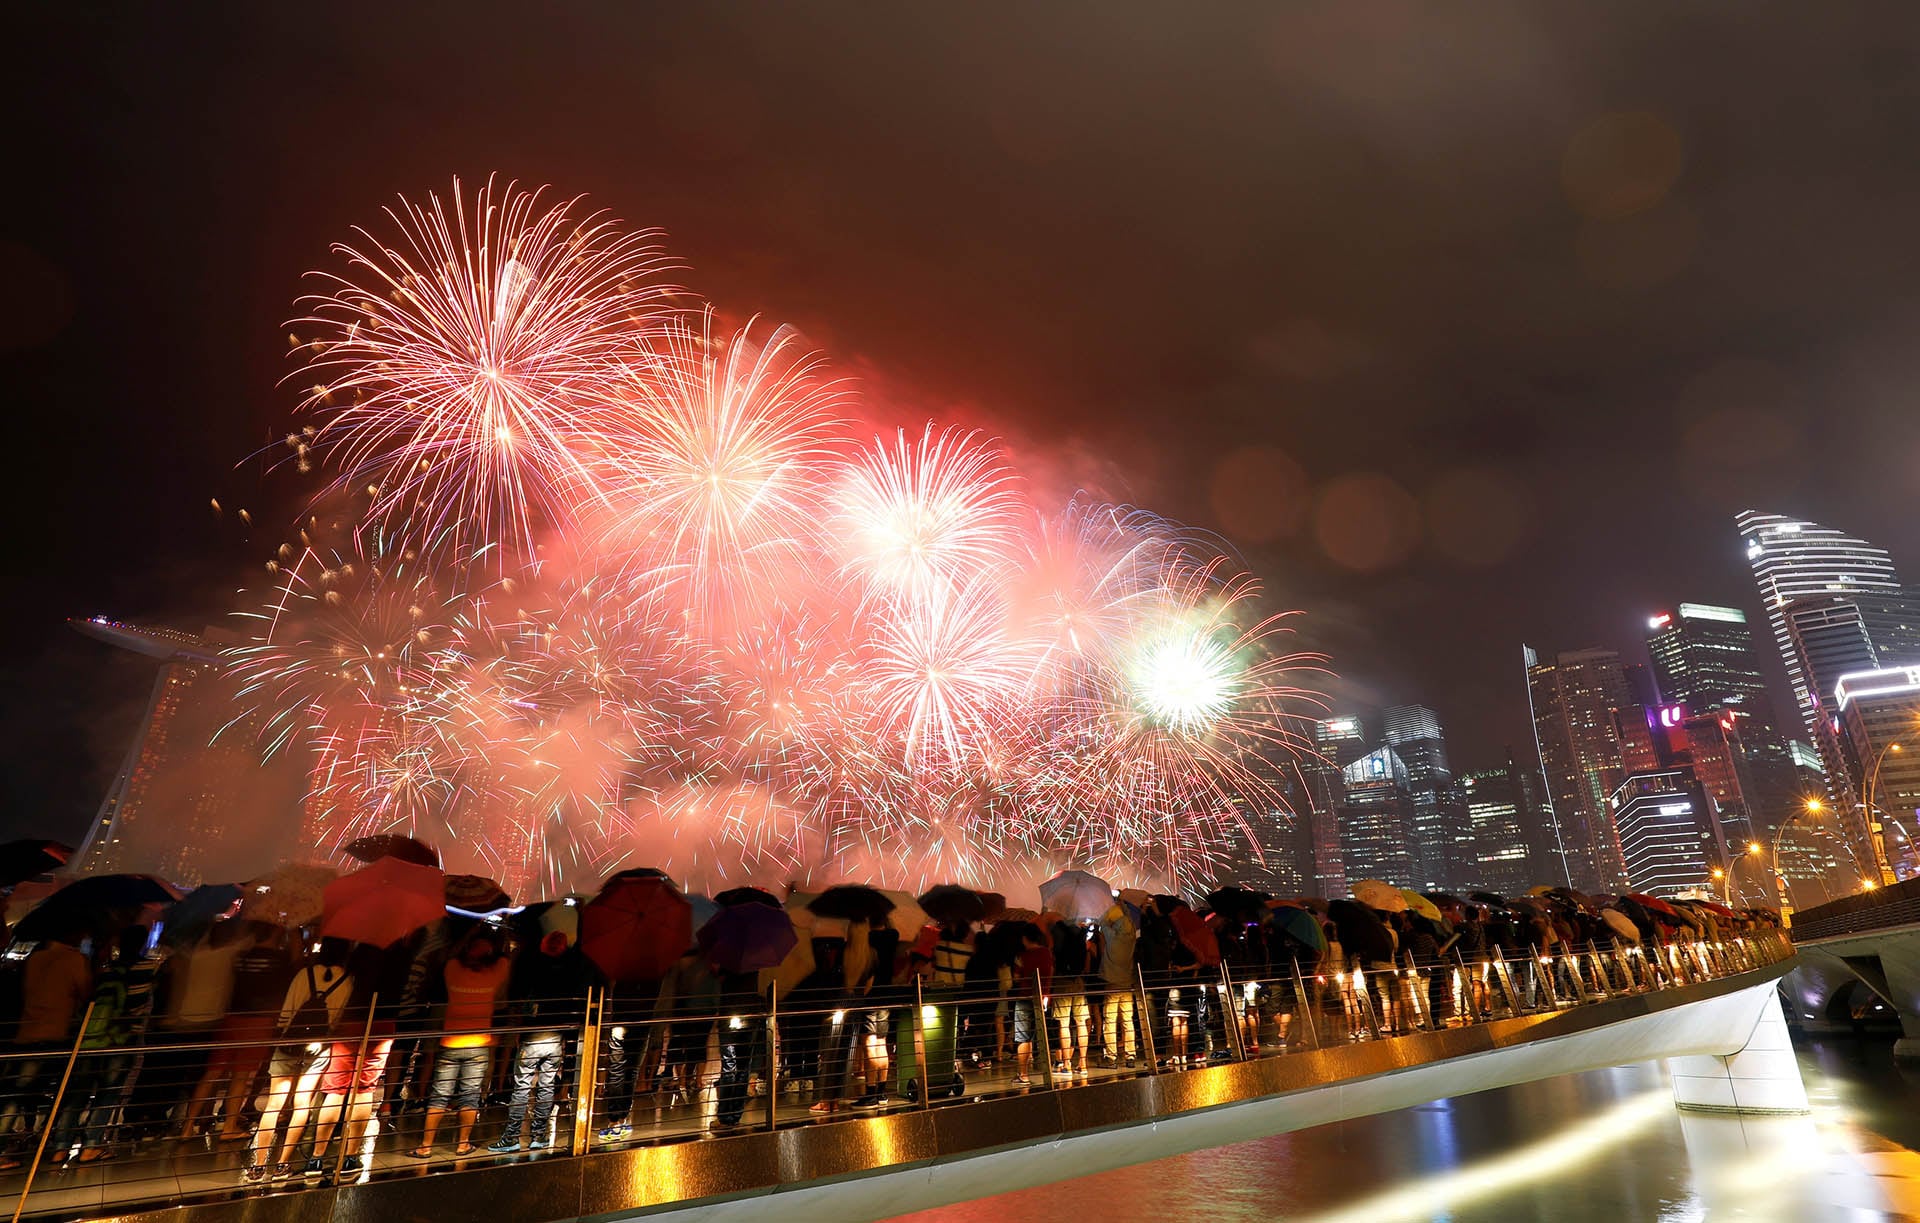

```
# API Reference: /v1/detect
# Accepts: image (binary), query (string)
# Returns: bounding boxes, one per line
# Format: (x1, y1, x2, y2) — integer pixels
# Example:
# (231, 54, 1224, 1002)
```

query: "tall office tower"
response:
(1297, 716, 1368, 895)
(1614, 702, 1749, 861)
(1646, 603, 1799, 826)
(1339, 746, 1417, 885)
(1459, 755, 1540, 896)
(1610, 769, 1717, 897)
(1736, 510, 1903, 753)
(1833, 666, 1920, 880)
(1381, 704, 1466, 888)
(1525, 646, 1633, 891)
(72, 618, 304, 884)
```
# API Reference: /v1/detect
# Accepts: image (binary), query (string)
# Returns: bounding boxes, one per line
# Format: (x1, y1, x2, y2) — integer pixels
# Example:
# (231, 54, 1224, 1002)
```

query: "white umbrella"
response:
(1039, 870, 1115, 922)
(1352, 879, 1409, 913)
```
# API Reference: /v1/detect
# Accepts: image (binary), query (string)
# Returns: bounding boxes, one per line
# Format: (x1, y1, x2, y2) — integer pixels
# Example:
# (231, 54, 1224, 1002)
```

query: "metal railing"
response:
(0, 930, 1792, 1221)
(1787, 875, 1920, 941)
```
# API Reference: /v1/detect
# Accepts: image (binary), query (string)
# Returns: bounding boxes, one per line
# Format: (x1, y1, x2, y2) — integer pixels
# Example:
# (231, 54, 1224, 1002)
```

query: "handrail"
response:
(0, 931, 1792, 1222)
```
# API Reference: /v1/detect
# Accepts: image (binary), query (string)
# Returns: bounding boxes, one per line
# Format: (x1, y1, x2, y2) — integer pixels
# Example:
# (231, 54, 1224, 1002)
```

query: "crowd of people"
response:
(0, 859, 1784, 1194)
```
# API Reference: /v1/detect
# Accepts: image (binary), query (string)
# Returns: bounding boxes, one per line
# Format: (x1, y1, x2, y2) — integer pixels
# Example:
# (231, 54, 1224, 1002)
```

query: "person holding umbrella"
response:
(488, 928, 597, 1154)
(1094, 903, 1139, 1068)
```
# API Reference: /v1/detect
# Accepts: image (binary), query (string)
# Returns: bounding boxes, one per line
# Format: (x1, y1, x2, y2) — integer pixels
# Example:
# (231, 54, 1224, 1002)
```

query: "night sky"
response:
(7, 4, 1920, 843)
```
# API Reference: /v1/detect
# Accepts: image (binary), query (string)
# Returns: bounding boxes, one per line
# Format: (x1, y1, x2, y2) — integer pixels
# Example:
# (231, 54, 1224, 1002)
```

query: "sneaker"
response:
(851, 1092, 881, 1110)
(528, 1139, 549, 1151)
(596, 1124, 629, 1142)
(340, 1156, 363, 1175)
(709, 1118, 740, 1134)
(303, 1158, 324, 1178)
(486, 1138, 520, 1154)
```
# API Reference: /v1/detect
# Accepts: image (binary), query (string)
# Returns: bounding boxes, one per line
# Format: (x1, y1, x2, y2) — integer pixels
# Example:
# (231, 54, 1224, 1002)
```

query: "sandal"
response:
(406, 1147, 432, 1159)
(453, 1143, 476, 1156)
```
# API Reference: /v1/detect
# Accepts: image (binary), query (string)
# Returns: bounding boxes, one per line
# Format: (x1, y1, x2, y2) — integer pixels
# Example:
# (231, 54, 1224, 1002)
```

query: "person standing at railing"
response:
(46, 924, 156, 1164)
(1094, 904, 1137, 1068)
(1457, 907, 1491, 1019)
(302, 949, 398, 1184)
(490, 929, 596, 1153)
(0, 921, 93, 1169)
(1007, 923, 1051, 1088)
(707, 960, 764, 1133)
(1048, 920, 1093, 1079)
(409, 930, 510, 1159)
(1134, 902, 1176, 1066)
(252, 937, 353, 1182)
(181, 920, 295, 1146)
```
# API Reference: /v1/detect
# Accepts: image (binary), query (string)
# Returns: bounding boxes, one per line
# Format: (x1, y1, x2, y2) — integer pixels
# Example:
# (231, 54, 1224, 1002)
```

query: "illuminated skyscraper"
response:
(1833, 665, 1920, 881)
(1736, 510, 1903, 751)
(1339, 746, 1416, 885)
(1459, 754, 1544, 896)
(72, 617, 303, 885)
(1296, 716, 1366, 895)
(1382, 703, 1467, 889)
(1525, 645, 1632, 891)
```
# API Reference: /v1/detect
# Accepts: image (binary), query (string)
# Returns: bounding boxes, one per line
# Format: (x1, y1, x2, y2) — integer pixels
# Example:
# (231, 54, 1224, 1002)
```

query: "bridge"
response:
(8, 933, 1798, 1223)
(1781, 876, 1920, 1056)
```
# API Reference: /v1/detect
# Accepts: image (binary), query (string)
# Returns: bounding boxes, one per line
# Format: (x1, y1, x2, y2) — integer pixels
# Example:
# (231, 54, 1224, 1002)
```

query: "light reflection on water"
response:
(890, 1038, 1920, 1223)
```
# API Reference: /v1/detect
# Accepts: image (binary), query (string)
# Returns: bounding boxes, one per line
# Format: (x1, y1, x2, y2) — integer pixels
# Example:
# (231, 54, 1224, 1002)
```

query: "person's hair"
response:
(939, 920, 971, 943)
(316, 936, 354, 968)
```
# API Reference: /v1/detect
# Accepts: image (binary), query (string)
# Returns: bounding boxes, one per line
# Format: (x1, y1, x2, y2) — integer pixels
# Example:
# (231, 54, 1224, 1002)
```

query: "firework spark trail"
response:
(231, 177, 1328, 898)
(288, 176, 678, 564)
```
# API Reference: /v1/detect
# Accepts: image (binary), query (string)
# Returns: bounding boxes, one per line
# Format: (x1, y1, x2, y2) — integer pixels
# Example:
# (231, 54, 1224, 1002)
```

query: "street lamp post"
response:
(1771, 798, 1824, 926)
(1863, 742, 1903, 888)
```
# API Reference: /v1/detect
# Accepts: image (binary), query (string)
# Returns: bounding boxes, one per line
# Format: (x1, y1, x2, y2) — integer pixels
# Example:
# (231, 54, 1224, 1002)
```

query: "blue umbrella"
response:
(697, 902, 798, 973)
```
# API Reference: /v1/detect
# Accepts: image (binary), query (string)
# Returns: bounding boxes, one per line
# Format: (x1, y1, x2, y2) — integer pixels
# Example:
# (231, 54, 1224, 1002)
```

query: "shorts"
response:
(427, 1044, 493, 1111)
(319, 1038, 394, 1095)
(863, 1008, 891, 1039)
(270, 1043, 323, 1081)
(1011, 999, 1036, 1045)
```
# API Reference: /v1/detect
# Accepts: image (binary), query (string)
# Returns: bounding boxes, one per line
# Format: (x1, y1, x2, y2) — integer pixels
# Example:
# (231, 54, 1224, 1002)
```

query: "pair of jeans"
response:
(499, 1034, 564, 1143)
(426, 1046, 491, 1111)
(714, 1024, 756, 1125)
(49, 1053, 130, 1155)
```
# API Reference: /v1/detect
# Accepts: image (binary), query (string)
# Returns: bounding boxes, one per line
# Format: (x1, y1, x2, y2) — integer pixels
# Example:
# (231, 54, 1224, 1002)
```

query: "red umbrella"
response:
(580, 875, 693, 983)
(1626, 892, 1681, 918)
(321, 857, 445, 947)
(1171, 906, 1221, 966)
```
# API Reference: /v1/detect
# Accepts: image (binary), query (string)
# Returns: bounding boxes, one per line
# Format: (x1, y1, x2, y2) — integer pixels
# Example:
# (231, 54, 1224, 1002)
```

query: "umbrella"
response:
(605, 867, 671, 885)
(321, 857, 445, 947)
(1326, 898, 1396, 963)
(1468, 891, 1508, 908)
(1039, 870, 1115, 922)
(1601, 909, 1640, 942)
(1693, 899, 1739, 920)
(444, 874, 510, 912)
(698, 903, 798, 973)
(918, 885, 987, 927)
(1206, 887, 1267, 921)
(715, 886, 783, 909)
(0, 840, 71, 889)
(16, 873, 179, 941)
(1152, 894, 1188, 913)
(1352, 879, 1408, 912)
(785, 895, 849, 940)
(1398, 889, 1443, 923)
(514, 899, 582, 946)
(806, 885, 894, 925)
(1527, 885, 1557, 897)
(342, 834, 439, 868)
(978, 891, 1007, 922)
(240, 864, 336, 926)
(1170, 906, 1221, 965)
(1270, 904, 1328, 953)
(996, 906, 1040, 924)
(1423, 892, 1468, 924)
(1626, 893, 1680, 918)
(1116, 887, 1152, 910)
(162, 884, 244, 940)
(580, 875, 694, 983)
(880, 890, 933, 939)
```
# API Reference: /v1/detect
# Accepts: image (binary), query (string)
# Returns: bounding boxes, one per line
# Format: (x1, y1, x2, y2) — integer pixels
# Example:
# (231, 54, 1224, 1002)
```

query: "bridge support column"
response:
(1667, 990, 1809, 1115)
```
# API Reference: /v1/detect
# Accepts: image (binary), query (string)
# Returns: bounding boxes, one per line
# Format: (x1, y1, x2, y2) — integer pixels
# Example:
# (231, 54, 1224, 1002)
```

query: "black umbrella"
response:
(343, 834, 440, 867)
(918, 884, 987, 927)
(604, 867, 671, 886)
(1205, 887, 1264, 921)
(1468, 891, 1508, 908)
(0, 840, 72, 889)
(714, 886, 783, 910)
(1152, 893, 1188, 913)
(807, 885, 894, 924)
(1327, 898, 1395, 964)
(16, 874, 177, 941)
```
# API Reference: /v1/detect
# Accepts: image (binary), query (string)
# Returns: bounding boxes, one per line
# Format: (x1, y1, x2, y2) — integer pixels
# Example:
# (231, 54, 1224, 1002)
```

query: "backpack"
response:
(281, 966, 347, 1042)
